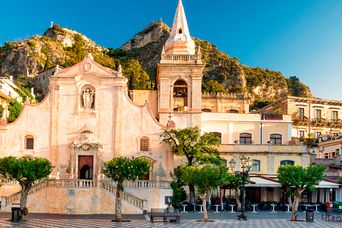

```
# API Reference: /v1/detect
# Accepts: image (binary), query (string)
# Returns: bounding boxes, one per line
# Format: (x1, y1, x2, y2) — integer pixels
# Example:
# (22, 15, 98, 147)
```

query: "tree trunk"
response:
(189, 184, 195, 205)
(19, 184, 30, 220)
(235, 188, 241, 211)
(291, 195, 300, 221)
(200, 193, 208, 222)
(114, 183, 123, 222)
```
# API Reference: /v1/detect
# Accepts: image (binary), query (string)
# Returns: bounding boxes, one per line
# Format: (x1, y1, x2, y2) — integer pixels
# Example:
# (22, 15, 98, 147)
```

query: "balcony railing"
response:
(293, 117, 342, 128)
(218, 144, 306, 153)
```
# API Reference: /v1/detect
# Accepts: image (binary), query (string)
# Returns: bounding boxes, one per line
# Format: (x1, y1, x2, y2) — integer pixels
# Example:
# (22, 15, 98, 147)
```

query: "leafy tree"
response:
(222, 174, 244, 210)
(0, 105, 3, 118)
(0, 156, 52, 220)
(123, 59, 151, 90)
(181, 165, 228, 222)
(170, 167, 186, 208)
(161, 127, 220, 204)
(202, 80, 227, 93)
(287, 76, 310, 97)
(8, 99, 22, 123)
(277, 165, 325, 221)
(103, 157, 150, 222)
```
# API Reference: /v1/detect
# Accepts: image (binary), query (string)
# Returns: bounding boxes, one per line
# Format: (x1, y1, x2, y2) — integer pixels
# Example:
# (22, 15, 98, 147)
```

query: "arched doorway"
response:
(173, 80, 188, 112)
(78, 155, 93, 180)
(80, 165, 92, 179)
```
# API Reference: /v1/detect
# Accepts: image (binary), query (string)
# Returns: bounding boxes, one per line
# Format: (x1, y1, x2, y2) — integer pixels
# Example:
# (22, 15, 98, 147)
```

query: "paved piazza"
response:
(0, 212, 341, 228)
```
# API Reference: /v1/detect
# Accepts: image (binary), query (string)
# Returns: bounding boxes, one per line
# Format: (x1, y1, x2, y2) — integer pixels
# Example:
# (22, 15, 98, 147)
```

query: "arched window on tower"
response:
(173, 80, 188, 112)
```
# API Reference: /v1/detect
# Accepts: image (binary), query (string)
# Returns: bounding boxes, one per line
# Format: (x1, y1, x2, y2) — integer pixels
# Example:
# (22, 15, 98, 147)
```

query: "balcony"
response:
(293, 117, 342, 129)
(218, 144, 306, 154)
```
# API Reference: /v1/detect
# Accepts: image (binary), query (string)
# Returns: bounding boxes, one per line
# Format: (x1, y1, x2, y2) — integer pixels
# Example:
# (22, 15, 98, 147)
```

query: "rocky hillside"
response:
(115, 21, 312, 105)
(0, 22, 312, 107)
(0, 25, 116, 79)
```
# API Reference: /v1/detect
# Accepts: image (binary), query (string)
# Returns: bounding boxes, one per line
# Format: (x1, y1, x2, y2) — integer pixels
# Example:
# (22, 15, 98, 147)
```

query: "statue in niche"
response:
(82, 88, 95, 109)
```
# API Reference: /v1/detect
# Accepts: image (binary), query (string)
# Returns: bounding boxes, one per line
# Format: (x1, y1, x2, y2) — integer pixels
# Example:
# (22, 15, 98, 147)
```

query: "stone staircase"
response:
(0, 179, 147, 213)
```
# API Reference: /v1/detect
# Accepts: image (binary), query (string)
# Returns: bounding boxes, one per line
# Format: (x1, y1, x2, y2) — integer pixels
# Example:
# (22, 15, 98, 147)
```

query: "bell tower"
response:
(157, 0, 205, 128)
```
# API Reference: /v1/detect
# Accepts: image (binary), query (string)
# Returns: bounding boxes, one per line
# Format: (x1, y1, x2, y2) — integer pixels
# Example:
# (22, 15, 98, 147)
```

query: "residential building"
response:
(257, 96, 342, 139)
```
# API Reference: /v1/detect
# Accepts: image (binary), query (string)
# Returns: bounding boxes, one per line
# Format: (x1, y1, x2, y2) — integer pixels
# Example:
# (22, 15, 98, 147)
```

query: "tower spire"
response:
(164, 0, 195, 55)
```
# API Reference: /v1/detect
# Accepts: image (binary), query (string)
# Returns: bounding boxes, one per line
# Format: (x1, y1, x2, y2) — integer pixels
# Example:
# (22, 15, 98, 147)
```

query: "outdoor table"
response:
(181, 204, 188, 213)
(270, 203, 276, 213)
(229, 204, 236, 213)
(285, 204, 291, 213)
(214, 204, 220, 213)
(251, 204, 258, 213)
(304, 204, 311, 211)
(313, 204, 320, 213)
(192, 203, 197, 212)
(220, 202, 226, 211)
(199, 204, 204, 213)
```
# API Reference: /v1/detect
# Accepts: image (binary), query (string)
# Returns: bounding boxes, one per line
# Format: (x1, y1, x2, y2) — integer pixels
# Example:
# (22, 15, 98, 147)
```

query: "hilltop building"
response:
(0, 0, 340, 214)
(0, 76, 22, 106)
(258, 96, 342, 139)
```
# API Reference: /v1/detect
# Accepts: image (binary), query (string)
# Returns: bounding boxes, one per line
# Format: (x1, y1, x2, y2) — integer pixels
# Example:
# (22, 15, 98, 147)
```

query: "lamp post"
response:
(229, 155, 252, 221)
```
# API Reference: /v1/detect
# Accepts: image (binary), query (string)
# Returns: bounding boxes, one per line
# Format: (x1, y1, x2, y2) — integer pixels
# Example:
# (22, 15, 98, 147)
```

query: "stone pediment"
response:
(72, 127, 103, 150)
(53, 53, 122, 78)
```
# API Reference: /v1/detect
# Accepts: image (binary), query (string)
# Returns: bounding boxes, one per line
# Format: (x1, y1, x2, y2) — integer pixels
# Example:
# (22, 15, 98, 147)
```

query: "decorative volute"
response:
(163, 0, 195, 55)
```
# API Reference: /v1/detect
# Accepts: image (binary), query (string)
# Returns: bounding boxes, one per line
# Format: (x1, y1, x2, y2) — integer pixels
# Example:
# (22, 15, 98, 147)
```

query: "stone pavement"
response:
(0, 212, 341, 228)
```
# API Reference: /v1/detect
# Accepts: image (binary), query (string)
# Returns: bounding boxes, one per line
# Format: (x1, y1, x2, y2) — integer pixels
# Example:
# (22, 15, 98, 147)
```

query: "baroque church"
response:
(0, 0, 321, 213)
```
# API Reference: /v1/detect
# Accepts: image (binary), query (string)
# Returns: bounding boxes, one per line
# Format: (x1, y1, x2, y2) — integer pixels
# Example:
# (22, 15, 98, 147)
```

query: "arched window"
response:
(25, 135, 34, 150)
(212, 132, 222, 144)
(270, 134, 282, 145)
(202, 108, 212, 112)
(228, 109, 239, 113)
(173, 80, 188, 112)
(239, 133, 252, 145)
(140, 137, 149, 151)
(81, 85, 95, 110)
(280, 160, 294, 166)
(250, 160, 260, 172)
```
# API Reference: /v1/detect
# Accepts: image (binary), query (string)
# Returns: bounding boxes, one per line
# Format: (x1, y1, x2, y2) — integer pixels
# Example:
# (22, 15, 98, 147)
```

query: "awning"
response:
(246, 177, 281, 188)
(315, 180, 340, 189)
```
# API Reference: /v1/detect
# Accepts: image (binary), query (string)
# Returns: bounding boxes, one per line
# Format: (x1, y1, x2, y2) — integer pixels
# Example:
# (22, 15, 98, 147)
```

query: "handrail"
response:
(106, 179, 171, 189)
(101, 181, 147, 211)
(1, 179, 48, 207)
(1, 179, 148, 211)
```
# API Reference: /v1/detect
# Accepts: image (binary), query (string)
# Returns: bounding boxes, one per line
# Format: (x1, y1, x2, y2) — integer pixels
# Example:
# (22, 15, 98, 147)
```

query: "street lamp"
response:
(229, 155, 252, 221)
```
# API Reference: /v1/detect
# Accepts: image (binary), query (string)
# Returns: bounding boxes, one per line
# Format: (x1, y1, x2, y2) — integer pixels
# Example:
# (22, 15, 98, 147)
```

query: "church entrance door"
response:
(78, 155, 93, 179)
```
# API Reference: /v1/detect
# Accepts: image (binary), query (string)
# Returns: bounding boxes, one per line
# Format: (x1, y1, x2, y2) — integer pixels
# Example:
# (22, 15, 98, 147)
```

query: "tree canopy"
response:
(277, 165, 325, 221)
(0, 156, 52, 219)
(103, 157, 150, 222)
(123, 59, 152, 90)
(162, 127, 221, 166)
(181, 165, 228, 222)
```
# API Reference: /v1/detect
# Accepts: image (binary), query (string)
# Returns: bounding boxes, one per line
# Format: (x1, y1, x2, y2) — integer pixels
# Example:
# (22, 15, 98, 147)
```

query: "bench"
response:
(150, 208, 180, 223)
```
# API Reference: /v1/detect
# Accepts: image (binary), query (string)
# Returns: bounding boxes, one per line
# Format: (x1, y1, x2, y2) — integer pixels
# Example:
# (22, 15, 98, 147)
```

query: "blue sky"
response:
(1, 0, 341, 99)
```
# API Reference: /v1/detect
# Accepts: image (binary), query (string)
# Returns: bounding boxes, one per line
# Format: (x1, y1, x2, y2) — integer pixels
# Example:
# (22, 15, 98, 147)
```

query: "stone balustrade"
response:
(47, 179, 98, 188)
(1, 179, 151, 212)
(101, 181, 147, 211)
(104, 179, 171, 189)
(160, 54, 198, 63)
